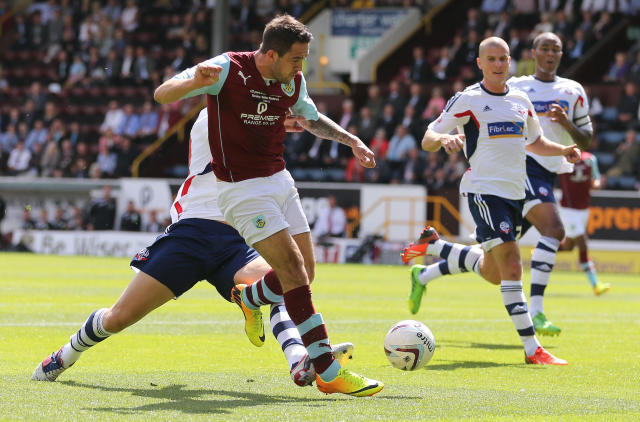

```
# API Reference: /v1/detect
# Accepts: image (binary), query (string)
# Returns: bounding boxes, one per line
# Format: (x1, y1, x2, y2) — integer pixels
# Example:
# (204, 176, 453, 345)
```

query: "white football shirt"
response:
(509, 75, 592, 174)
(428, 83, 542, 200)
(170, 108, 225, 223)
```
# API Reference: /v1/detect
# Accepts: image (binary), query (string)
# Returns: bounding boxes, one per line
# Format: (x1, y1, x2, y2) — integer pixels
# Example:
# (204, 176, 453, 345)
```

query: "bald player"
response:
(403, 37, 579, 365)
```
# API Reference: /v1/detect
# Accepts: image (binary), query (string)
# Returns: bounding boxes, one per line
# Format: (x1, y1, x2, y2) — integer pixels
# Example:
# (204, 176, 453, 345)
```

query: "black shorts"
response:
(130, 218, 260, 301)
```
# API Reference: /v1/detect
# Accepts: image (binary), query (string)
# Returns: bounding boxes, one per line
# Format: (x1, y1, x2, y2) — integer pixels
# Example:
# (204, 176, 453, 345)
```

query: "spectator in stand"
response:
(3, 108, 20, 132)
(171, 46, 190, 72)
(481, 0, 507, 15)
(593, 11, 614, 42)
(313, 196, 347, 239)
(385, 81, 407, 120)
(25, 120, 48, 153)
(100, 100, 125, 135)
(86, 46, 105, 85)
(422, 151, 441, 185)
(605, 52, 629, 83)
(406, 83, 427, 117)
(120, 200, 141, 231)
(399, 103, 423, 142)
(145, 209, 164, 232)
(87, 185, 116, 230)
(422, 86, 446, 124)
(50, 208, 68, 230)
(95, 143, 117, 177)
(384, 125, 417, 184)
(465, 8, 485, 35)
(26, 82, 48, 113)
(118, 104, 141, 138)
(402, 147, 427, 185)
(40, 140, 60, 177)
(7, 140, 32, 176)
(42, 102, 59, 127)
(378, 103, 397, 139)
(68, 122, 81, 146)
(627, 51, 640, 84)
(616, 82, 639, 127)
(114, 137, 136, 177)
(120, 45, 135, 84)
(516, 49, 536, 76)
(133, 46, 154, 85)
(0, 144, 7, 175)
(356, 106, 377, 145)
(492, 11, 511, 39)
(17, 122, 30, 145)
(443, 152, 467, 187)
(433, 47, 451, 81)
(64, 54, 87, 89)
(338, 99, 357, 130)
(29, 142, 44, 176)
(0, 124, 18, 152)
(68, 206, 86, 230)
(606, 129, 640, 178)
(553, 9, 573, 40)
(57, 139, 74, 176)
(28, 10, 47, 52)
(408, 46, 433, 83)
(136, 101, 159, 144)
(120, 0, 139, 32)
(54, 50, 70, 84)
(104, 49, 121, 84)
(21, 208, 36, 230)
(35, 209, 51, 230)
(364, 85, 385, 118)
(532, 12, 553, 37)
(567, 28, 587, 64)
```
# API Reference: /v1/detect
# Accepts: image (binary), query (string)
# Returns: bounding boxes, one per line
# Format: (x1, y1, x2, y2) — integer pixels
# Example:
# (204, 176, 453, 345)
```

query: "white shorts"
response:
(559, 207, 589, 238)
(216, 169, 310, 246)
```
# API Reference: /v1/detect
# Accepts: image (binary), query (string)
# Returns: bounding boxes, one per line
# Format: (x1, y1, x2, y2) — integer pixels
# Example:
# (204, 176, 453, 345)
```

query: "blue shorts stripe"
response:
(307, 339, 332, 359)
(297, 313, 324, 336)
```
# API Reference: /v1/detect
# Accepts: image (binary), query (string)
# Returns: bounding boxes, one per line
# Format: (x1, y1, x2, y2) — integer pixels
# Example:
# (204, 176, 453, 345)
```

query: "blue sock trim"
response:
(241, 287, 258, 310)
(530, 283, 547, 296)
(296, 313, 324, 336)
(318, 359, 340, 382)
(518, 327, 536, 336)
(459, 246, 470, 271)
(281, 338, 304, 351)
(531, 260, 554, 273)
(440, 243, 452, 259)
(272, 320, 296, 337)
(438, 260, 450, 275)
(261, 281, 283, 304)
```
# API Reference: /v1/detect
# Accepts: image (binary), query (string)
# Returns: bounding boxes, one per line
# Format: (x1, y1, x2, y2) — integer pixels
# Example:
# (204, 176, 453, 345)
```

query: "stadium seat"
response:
(601, 107, 618, 122)
(593, 152, 615, 172)
(607, 176, 638, 190)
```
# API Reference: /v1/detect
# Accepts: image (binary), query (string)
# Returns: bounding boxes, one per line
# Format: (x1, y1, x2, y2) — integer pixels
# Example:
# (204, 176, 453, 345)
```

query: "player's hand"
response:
(548, 103, 569, 125)
(194, 62, 222, 87)
(563, 144, 581, 163)
(440, 134, 465, 154)
(284, 114, 306, 133)
(352, 139, 376, 168)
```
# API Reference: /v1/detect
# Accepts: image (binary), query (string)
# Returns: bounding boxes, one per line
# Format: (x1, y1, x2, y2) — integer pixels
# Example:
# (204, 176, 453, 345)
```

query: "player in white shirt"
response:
(402, 37, 579, 365)
(508, 32, 594, 336)
(32, 110, 354, 386)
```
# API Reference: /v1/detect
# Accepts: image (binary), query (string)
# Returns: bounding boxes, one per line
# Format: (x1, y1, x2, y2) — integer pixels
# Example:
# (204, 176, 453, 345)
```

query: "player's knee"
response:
(541, 222, 565, 241)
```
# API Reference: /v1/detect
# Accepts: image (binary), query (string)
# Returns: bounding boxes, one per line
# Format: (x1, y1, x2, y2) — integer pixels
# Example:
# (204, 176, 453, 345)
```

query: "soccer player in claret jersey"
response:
(403, 37, 579, 365)
(405, 33, 595, 337)
(154, 15, 382, 396)
(557, 151, 611, 295)
(32, 110, 355, 386)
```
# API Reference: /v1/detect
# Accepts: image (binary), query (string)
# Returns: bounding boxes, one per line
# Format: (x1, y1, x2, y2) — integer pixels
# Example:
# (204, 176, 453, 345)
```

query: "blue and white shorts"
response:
(468, 193, 524, 251)
(523, 156, 557, 217)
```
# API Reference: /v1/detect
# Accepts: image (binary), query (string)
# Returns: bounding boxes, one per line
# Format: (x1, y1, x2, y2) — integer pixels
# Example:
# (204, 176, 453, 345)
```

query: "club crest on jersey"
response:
(487, 121, 524, 138)
(538, 186, 549, 197)
(499, 221, 512, 234)
(281, 80, 295, 97)
(253, 214, 266, 229)
(134, 248, 149, 261)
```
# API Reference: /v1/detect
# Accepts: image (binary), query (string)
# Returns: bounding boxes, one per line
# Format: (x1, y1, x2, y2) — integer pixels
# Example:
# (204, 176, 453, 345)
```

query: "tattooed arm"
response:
(299, 113, 376, 168)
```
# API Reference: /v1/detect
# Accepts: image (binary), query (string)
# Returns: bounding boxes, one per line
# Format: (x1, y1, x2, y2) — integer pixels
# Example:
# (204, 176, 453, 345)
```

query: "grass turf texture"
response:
(1, 253, 639, 421)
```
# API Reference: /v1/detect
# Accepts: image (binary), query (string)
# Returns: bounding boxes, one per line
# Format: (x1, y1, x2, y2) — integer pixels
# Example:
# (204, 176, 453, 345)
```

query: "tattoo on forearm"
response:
(303, 113, 353, 146)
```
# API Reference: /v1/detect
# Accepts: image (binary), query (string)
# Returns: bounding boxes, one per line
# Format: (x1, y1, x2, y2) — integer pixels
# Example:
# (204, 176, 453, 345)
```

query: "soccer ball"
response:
(384, 320, 435, 370)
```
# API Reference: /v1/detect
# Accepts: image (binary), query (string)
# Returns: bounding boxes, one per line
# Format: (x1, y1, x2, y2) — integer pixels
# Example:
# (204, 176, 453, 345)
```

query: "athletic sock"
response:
(581, 260, 599, 288)
(59, 308, 114, 367)
(501, 280, 540, 356)
(418, 245, 483, 285)
(270, 303, 307, 369)
(283, 285, 339, 382)
(529, 236, 560, 316)
(242, 270, 284, 310)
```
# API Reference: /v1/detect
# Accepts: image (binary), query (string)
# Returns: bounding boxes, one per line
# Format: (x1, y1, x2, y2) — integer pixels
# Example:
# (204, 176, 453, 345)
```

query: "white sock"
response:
(501, 280, 540, 356)
(60, 308, 114, 367)
(529, 236, 560, 317)
(270, 303, 307, 369)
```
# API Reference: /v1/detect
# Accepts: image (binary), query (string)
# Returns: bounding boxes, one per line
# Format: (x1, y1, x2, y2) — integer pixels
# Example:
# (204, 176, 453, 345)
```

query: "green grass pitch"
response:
(1, 252, 639, 421)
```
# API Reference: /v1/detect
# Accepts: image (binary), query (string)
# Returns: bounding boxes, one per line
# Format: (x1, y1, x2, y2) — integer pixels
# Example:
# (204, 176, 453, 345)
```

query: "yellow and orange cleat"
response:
(231, 284, 265, 347)
(401, 226, 440, 263)
(316, 368, 384, 397)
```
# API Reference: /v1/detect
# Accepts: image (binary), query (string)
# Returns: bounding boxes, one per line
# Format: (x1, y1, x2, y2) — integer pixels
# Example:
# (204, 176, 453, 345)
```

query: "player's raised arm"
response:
(299, 113, 376, 168)
(154, 62, 223, 104)
(547, 103, 593, 149)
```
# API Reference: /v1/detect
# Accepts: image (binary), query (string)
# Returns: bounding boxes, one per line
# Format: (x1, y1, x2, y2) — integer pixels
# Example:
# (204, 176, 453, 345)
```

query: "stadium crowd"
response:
(1, 0, 639, 192)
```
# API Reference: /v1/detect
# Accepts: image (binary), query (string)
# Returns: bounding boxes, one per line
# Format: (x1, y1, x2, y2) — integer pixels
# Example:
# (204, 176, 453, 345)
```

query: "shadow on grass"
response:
(425, 360, 522, 371)
(61, 381, 337, 415)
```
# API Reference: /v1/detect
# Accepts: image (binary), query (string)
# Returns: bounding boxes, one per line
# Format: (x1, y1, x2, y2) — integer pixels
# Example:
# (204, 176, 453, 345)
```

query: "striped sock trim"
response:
(307, 339, 333, 359)
(317, 359, 340, 382)
(242, 285, 259, 310)
(500, 281, 536, 346)
(296, 313, 324, 336)
(69, 308, 112, 352)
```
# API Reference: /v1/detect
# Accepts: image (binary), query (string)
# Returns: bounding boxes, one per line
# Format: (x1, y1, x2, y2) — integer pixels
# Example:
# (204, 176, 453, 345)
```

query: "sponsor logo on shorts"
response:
(253, 214, 266, 229)
(499, 221, 512, 234)
(538, 186, 549, 197)
(134, 248, 149, 261)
